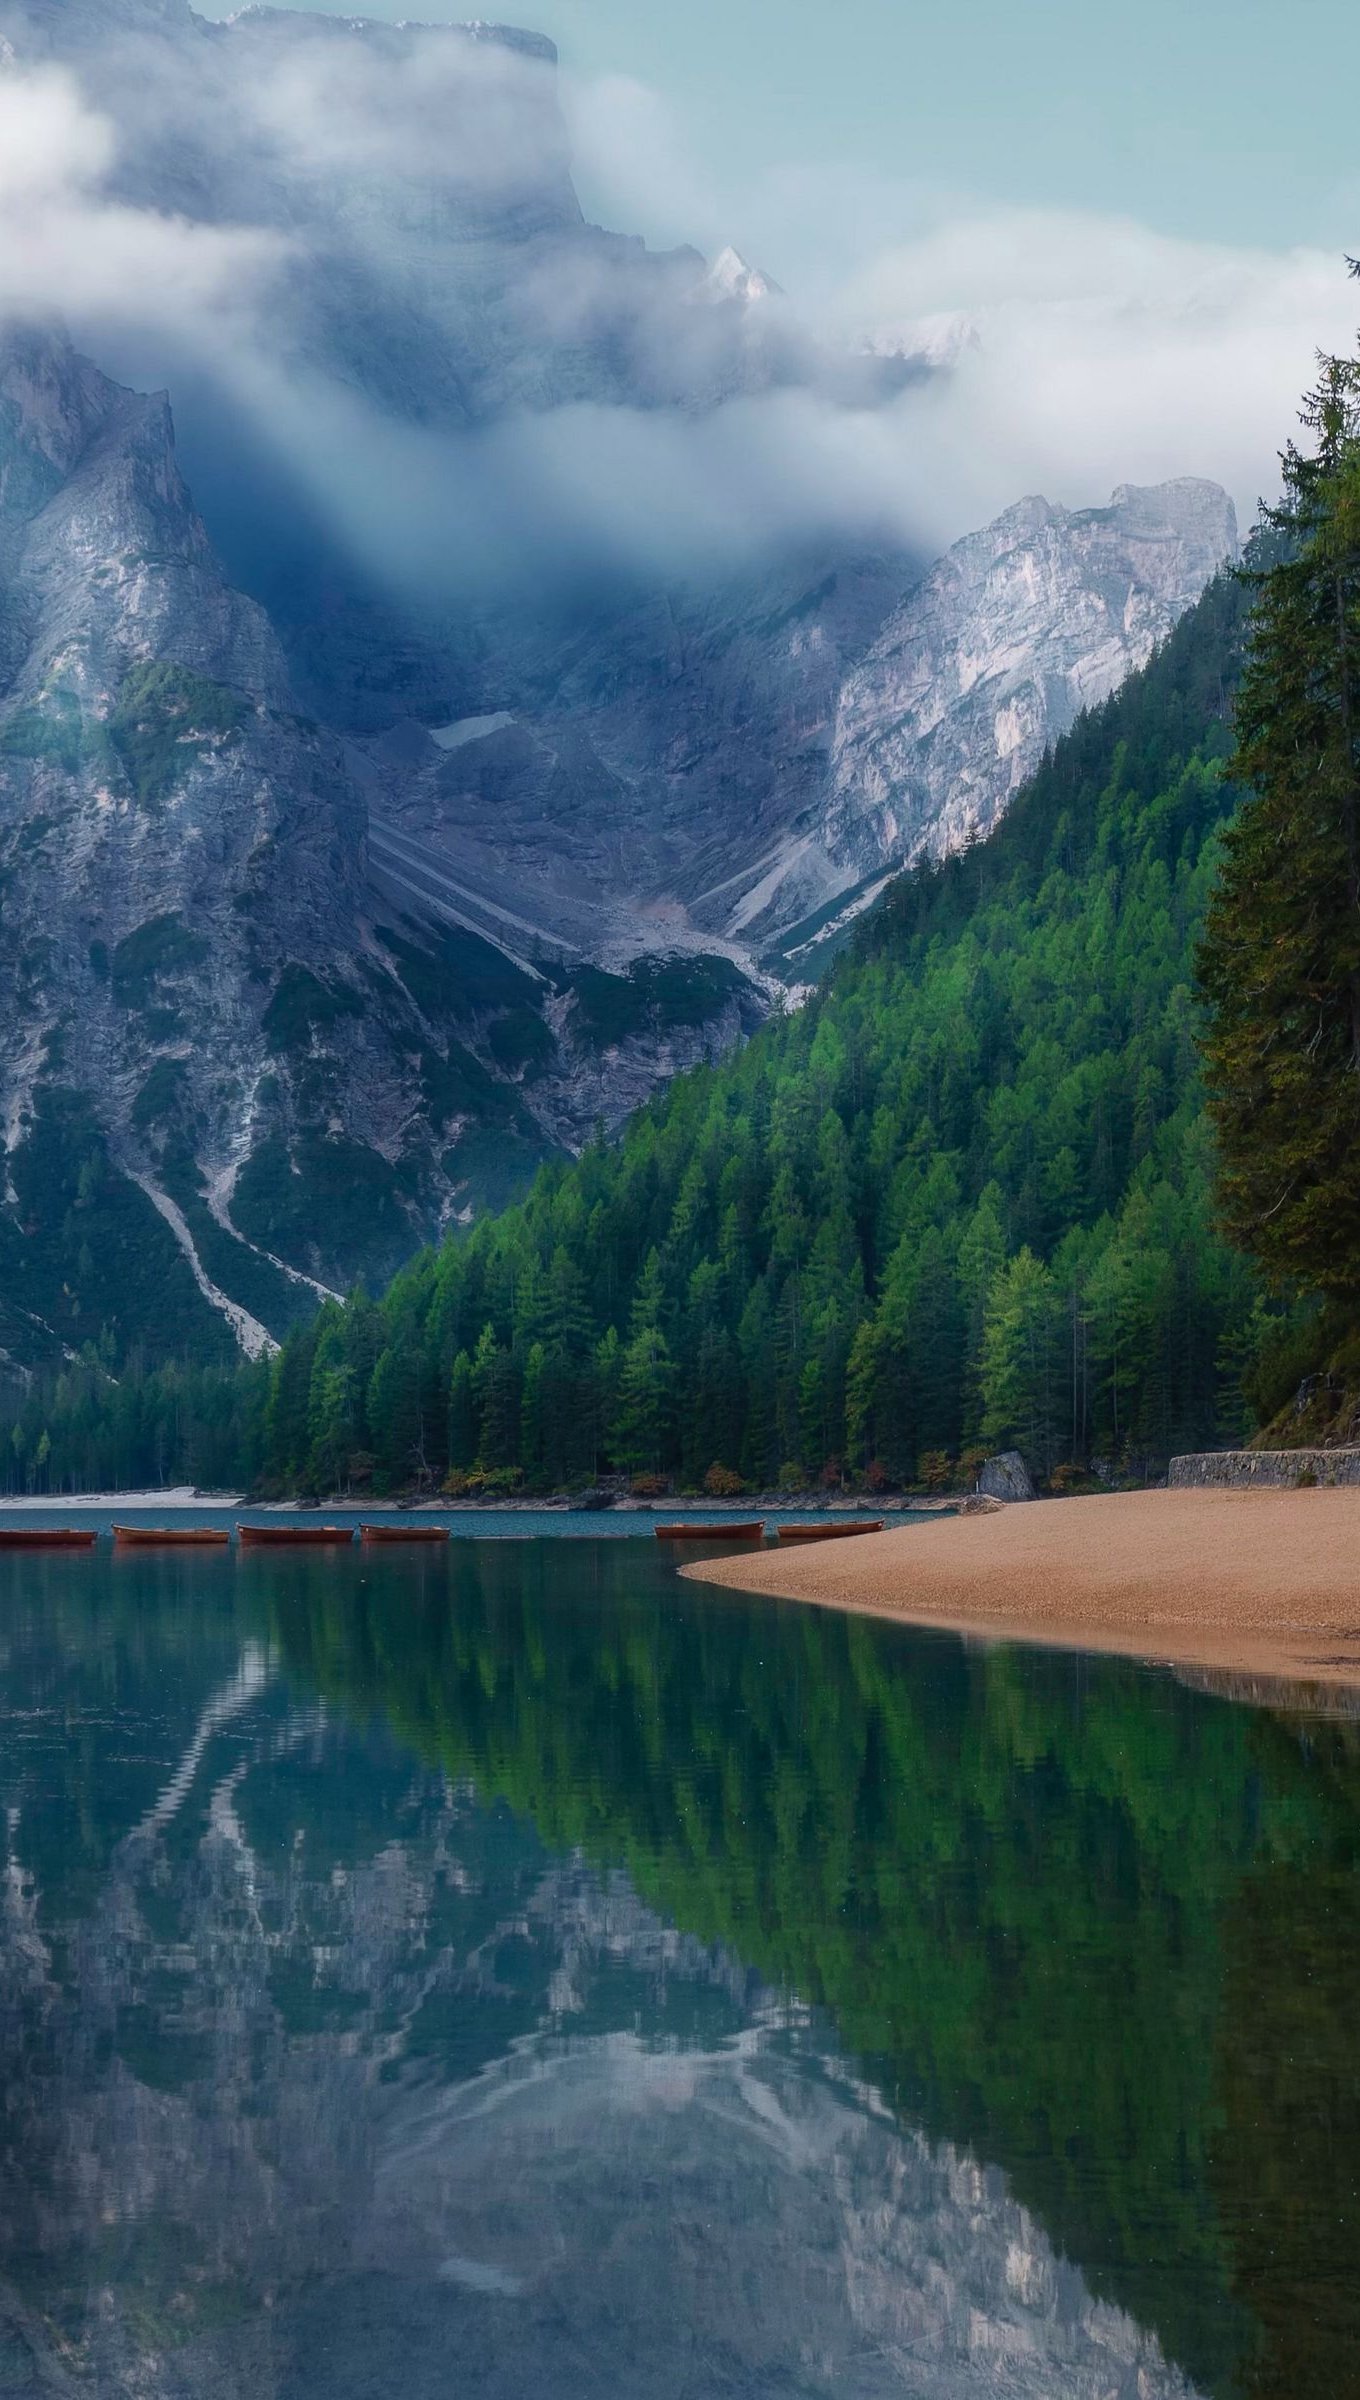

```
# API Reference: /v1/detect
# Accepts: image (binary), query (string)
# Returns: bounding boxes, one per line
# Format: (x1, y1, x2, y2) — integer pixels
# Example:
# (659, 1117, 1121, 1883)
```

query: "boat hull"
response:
(113, 1526, 229, 1547)
(360, 1525, 450, 1544)
(655, 1522, 765, 1541)
(238, 1526, 355, 1547)
(0, 1528, 98, 1549)
(777, 1520, 884, 1543)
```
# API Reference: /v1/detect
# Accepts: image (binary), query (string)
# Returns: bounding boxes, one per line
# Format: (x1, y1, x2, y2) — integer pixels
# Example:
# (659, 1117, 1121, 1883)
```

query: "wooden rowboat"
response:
(0, 1527, 98, 1549)
(237, 1524, 355, 1547)
(655, 1521, 765, 1541)
(113, 1525, 229, 1547)
(777, 1519, 884, 1543)
(360, 1524, 450, 1544)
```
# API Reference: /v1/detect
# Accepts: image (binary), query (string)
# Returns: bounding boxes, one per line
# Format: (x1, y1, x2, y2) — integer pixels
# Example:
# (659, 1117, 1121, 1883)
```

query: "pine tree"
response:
(1199, 318, 1360, 1295)
(980, 1249, 1062, 1473)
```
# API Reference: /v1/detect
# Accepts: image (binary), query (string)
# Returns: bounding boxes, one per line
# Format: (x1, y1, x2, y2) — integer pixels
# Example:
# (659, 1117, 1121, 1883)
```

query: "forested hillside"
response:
(7, 561, 1264, 1497)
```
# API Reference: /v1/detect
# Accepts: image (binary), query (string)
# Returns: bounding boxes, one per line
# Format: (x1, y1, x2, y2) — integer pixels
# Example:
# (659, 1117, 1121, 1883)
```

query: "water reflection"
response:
(0, 1542, 1356, 2395)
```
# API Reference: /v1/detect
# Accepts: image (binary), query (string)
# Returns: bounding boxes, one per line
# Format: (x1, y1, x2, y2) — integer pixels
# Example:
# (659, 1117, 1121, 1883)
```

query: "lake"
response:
(0, 1533, 1355, 2397)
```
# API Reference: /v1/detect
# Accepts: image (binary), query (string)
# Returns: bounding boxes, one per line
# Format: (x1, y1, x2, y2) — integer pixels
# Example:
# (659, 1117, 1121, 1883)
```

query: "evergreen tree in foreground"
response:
(1199, 305, 1360, 1296)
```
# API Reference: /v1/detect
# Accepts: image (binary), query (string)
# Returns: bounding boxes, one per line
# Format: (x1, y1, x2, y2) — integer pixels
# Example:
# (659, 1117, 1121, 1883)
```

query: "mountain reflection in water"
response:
(0, 1540, 1356, 2397)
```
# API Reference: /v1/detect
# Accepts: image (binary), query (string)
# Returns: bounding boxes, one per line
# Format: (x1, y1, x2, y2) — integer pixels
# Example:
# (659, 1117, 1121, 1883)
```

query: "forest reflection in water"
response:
(0, 1537, 1356, 2397)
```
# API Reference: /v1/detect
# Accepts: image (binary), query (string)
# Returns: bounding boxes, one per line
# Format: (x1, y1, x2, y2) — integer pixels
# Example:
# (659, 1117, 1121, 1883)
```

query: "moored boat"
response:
(655, 1522, 765, 1541)
(237, 1524, 355, 1546)
(113, 1525, 229, 1547)
(0, 1527, 98, 1548)
(777, 1519, 885, 1543)
(360, 1524, 450, 1544)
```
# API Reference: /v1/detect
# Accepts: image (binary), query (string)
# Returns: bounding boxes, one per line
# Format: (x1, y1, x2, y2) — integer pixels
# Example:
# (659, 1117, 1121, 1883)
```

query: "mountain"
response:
(243, 565, 1257, 1497)
(821, 477, 1238, 906)
(0, 4, 1236, 1373)
(0, 327, 768, 1373)
(9, 562, 1264, 1496)
(0, 4, 1235, 985)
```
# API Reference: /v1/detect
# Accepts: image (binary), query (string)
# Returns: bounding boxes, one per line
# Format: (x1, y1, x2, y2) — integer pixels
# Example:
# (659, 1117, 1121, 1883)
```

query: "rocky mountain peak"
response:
(820, 475, 1238, 895)
(703, 246, 781, 305)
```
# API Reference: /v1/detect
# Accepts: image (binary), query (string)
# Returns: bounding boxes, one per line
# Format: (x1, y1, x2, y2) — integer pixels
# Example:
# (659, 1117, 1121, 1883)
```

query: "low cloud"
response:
(0, 67, 282, 339)
(0, 18, 1354, 614)
(563, 67, 1360, 545)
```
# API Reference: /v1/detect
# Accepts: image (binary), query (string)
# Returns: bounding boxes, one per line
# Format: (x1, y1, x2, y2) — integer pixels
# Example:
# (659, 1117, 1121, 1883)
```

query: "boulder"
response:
(977, 1451, 1036, 1503)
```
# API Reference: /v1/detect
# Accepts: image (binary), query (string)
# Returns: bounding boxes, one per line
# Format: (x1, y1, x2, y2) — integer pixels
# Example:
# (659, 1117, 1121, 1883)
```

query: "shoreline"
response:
(681, 1488, 1360, 1694)
(0, 1490, 949, 1516)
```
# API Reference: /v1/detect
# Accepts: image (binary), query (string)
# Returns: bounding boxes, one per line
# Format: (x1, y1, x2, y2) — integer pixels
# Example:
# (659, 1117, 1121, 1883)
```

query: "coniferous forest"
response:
(1, 560, 1276, 1497)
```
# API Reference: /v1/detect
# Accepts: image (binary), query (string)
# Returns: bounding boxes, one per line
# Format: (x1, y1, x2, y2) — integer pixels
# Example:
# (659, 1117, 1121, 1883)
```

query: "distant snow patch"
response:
(429, 712, 516, 751)
(437, 2254, 525, 2297)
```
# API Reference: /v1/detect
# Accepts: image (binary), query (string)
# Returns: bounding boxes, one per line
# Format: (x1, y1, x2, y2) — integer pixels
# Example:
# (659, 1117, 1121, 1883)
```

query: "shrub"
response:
(703, 1462, 746, 1497)
(917, 1449, 953, 1492)
(108, 662, 248, 805)
(441, 1464, 524, 1498)
(111, 913, 208, 1004)
(629, 1471, 669, 1499)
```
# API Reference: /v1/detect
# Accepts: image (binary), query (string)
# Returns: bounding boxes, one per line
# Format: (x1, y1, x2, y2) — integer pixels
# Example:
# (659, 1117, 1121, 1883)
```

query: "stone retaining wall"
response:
(1168, 1448, 1360, 1488)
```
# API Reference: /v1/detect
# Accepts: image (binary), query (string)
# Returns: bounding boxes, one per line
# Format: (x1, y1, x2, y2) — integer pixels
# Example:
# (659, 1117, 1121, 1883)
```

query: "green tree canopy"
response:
(1199, 310, 1360, 1295)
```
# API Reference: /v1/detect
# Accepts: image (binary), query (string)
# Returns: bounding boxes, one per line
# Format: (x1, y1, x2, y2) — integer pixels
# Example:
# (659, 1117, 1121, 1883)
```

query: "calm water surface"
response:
(0, 1535, 1356, 2397)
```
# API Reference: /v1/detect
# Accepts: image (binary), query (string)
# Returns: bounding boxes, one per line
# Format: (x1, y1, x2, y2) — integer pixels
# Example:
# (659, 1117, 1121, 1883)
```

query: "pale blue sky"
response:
(234, 0, 1360, 278)
(557, 0, 1358, 255)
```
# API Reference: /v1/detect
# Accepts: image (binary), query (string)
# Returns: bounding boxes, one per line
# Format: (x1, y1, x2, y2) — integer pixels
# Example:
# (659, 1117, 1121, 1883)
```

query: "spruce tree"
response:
(1199, 316, 1360, 1294)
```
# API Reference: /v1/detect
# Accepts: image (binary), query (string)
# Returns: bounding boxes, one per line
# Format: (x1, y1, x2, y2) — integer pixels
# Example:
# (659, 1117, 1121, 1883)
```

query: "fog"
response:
(0, 10, 1353, 611)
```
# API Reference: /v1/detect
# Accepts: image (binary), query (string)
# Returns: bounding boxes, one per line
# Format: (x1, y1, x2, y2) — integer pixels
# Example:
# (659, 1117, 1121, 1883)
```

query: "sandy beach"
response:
(682, 1488, 1360, 1692)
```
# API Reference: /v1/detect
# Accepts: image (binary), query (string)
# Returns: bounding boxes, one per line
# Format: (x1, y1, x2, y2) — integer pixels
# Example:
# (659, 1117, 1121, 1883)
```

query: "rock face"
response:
(0, 328, 767, 1368)
(1169, 1448, 1360, 1488)
(978, 1451, 1037, 1502)
(822, 480, 1239, 890)
(347, 481, 1234, 980)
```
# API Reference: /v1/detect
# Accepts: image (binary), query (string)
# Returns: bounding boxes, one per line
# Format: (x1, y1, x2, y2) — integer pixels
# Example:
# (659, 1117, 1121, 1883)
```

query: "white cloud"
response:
(1, 27, 1352, 609)
(837, 209, 1358, 538)
(561, 67, 1359, 543)
(245, 25, 568, 201)
(565, 70, 723, 254)
(0, 68, 283, 342)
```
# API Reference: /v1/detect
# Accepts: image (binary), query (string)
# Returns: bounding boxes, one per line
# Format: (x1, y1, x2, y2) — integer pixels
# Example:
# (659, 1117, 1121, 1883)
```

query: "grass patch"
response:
(487, 1005, 555, 1077)
(131, 1059, 189, 1132)
(111, 914, 209, 1006)
(566, 953, 749, 1049)
(262, 965, 364, 1054)
(232, 1133, 413, 1290)
(1, 1087, 232, 1366)
(442, 1121, 556, 1215)
(108, 663, 248, 805)
(0, 691, 95, 775)
(0, 666, 248, 806)
(379, 919, 541, 1024)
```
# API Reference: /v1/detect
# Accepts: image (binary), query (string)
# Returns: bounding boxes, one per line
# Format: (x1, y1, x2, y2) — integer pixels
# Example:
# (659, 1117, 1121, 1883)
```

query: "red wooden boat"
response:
(655, 1521, 765, 1541)
(0, 1527, 98, 1549)
(360, 1523, 450, 1544)
(237, 1524, 355, 1547)
(113, 1525, 229, 1547)
(777, 1519, 884, 1543)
